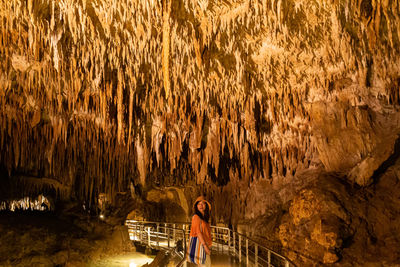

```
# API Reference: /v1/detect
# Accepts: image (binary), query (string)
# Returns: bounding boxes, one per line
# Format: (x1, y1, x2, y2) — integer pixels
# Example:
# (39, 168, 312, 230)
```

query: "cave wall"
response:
(1, 0, 400, 265)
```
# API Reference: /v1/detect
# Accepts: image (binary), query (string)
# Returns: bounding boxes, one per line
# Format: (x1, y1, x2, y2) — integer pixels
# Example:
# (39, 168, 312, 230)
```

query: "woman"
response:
(188, 196, 212, 267)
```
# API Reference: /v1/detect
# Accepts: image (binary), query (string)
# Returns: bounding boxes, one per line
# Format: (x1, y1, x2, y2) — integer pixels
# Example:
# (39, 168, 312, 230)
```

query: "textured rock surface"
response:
(0, 0, 400, 265)
(0, 211, 136, 266)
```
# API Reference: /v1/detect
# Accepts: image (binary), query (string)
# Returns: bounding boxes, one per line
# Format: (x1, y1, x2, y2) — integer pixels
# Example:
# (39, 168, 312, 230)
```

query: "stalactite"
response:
(162, 0, 172, 100)
(117, 70, 125, 144)
(0, 0, 398, 204)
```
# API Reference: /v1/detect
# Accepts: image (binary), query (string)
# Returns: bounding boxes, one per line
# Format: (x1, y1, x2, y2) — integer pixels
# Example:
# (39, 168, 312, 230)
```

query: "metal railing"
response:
(125, 220, 295, 267)
(125, 221, 187, 261)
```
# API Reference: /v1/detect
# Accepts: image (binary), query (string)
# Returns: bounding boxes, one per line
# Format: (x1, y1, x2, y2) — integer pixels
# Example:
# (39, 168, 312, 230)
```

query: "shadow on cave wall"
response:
(372, 135, 400, 183)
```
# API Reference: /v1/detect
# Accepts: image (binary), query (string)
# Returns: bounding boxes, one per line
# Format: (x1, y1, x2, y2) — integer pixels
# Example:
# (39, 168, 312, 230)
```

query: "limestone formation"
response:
(1, 0, 400, 265)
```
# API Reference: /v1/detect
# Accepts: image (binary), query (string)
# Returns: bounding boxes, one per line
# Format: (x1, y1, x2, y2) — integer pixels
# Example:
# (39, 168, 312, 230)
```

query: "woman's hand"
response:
(204, 244, 211, 255)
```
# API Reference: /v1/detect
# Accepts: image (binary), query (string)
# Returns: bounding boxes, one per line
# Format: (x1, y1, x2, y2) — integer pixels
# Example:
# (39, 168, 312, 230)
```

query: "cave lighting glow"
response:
(95, 253, 154, 266)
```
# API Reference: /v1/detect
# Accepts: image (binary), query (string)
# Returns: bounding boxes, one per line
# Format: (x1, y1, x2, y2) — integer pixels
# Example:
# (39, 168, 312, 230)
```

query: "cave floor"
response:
(0, 211, 245, 266)
(88, 253, 154, 267)
(0, 210, 150, 267)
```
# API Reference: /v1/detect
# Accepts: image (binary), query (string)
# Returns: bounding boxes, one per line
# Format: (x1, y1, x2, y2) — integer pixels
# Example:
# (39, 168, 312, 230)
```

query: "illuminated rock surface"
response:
(0, 0, 400, 265)
(0, 211, 135, 266)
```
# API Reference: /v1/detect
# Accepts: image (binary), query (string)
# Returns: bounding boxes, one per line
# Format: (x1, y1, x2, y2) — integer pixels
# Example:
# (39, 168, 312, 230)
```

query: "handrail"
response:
(176, 251, 187, 267)
(125, 221, 187, 264)
(125, 220, 295, 267)
(125, 220, 296, 267)
(234, 230, 288, 262)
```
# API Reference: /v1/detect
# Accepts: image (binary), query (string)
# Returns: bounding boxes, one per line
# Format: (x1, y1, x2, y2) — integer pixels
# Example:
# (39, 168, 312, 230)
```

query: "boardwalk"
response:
(125, 220, 294, 267)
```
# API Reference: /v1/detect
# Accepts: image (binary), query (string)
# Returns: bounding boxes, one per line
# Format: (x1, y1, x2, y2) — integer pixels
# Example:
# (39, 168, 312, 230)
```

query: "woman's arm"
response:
(191, 215, 211, 255)
(197, 227, 211, 255)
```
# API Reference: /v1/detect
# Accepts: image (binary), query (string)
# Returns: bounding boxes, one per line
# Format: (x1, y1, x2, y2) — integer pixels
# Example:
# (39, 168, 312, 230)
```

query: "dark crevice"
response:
(371, 136, 400, 183)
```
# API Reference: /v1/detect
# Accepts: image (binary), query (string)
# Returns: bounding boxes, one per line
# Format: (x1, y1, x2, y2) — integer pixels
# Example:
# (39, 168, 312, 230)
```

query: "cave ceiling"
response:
(0, 0, 399, 207)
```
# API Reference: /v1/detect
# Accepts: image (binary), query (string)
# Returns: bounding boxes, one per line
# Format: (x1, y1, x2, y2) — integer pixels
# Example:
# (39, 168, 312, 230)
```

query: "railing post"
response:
(156, 223, 159, 247)
(141, 225, 144, 242)
(218, 228, 221, 251)
(255, 244, 258, 266)
(137, 224, 140, 241)
(168, 227, 170, 248)
(228, 229, 231, 252)
(233, 231, 236, 257)
(147, 227, 151, 246)
(183, 227, 187, 253)
(186, 224, 189, 247)
(221, 229, 223, 251)
(268, 250, 271, 267)
(246, 238, 249, 266)
(222, 229, 225, 252)
(239, 235, 242, 263)
(173, 223, 176, 245)
(183, 224, 186, 248)
(285, 260, 290, 267)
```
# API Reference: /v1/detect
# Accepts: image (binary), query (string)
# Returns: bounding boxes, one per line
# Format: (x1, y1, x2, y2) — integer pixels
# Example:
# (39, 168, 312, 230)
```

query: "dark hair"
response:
(194, 201, 210, 223)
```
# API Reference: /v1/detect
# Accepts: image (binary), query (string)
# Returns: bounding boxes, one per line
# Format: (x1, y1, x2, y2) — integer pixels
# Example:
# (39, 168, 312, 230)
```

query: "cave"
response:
(1, 0, 400, 266)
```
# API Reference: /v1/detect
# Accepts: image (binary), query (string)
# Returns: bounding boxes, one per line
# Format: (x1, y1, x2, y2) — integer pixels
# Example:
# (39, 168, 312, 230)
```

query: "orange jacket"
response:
(190, 214, 212, 247)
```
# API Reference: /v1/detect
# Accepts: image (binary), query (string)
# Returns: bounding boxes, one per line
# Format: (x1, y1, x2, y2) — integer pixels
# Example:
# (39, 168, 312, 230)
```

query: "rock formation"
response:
(1, 0, 400, 265)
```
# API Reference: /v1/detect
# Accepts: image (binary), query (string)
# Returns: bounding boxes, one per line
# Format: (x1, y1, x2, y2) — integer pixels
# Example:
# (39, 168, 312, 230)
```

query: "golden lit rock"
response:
(323, 251, 339, 264)
(290, 190, 321, 225)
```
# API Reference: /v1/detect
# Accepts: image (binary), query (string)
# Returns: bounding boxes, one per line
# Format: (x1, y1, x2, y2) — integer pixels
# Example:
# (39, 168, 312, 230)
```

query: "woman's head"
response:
(193, 196, 211, 223)
(196, 200, 207, 214)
